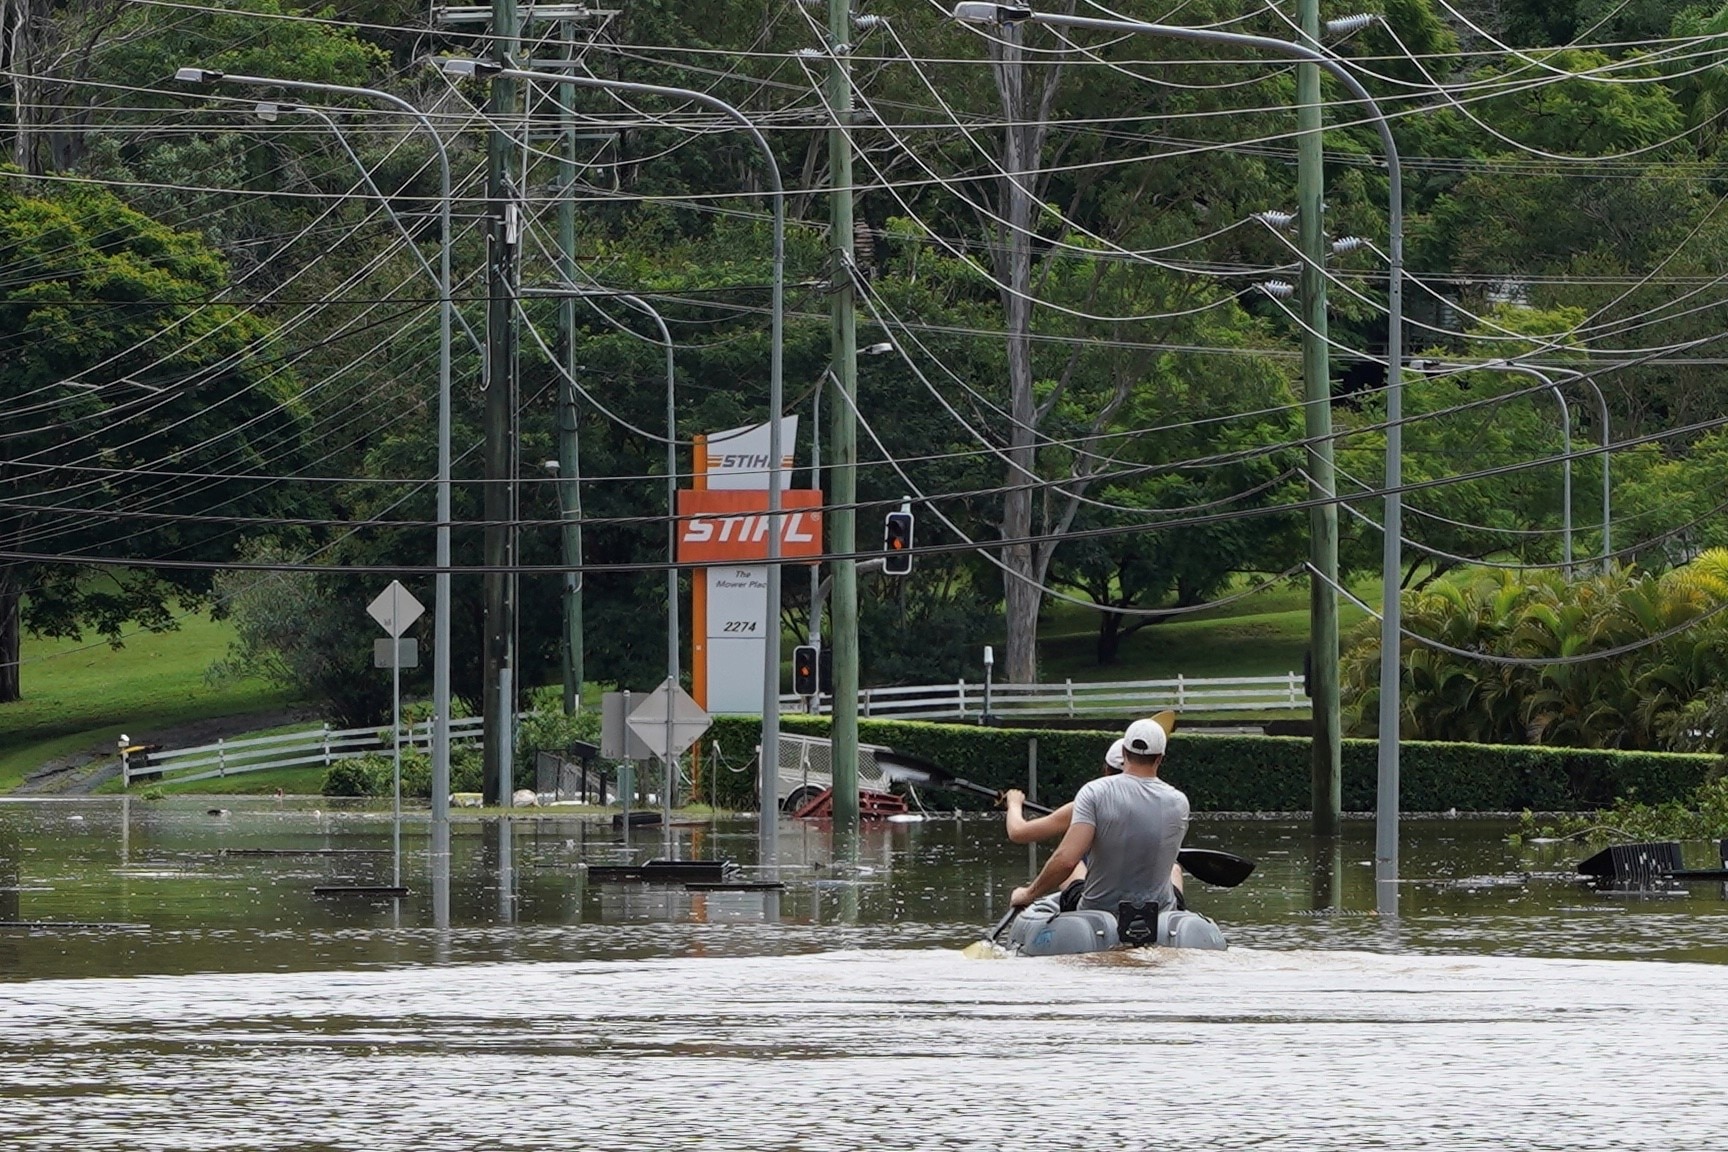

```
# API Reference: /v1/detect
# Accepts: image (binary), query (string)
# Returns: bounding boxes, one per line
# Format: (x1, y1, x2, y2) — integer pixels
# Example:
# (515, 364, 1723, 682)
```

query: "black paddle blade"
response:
(1177, 848, 1255, 888)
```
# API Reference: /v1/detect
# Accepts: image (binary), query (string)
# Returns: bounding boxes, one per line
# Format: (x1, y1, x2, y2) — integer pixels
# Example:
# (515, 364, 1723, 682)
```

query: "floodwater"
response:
(3, 797, 1727, 1150)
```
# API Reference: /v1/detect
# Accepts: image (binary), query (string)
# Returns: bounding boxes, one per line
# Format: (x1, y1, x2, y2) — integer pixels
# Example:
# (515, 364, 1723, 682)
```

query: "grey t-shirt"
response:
(1071, 772, 1189, 912)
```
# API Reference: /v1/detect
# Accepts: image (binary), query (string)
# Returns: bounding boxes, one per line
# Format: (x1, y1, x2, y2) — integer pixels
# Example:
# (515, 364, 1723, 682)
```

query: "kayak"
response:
(1004, 895, 1227, 956)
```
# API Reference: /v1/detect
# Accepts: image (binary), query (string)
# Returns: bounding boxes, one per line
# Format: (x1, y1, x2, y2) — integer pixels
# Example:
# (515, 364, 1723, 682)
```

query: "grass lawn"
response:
(0, 613, 300, 792)
(1036, 576, 1379, 682)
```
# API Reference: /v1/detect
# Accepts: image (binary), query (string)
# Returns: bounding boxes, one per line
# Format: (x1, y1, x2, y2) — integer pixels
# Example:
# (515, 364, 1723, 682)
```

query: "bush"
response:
(515, 698, 601, 780)
(1516, 772, 1728, 844)
(322, 693, 599, 800)
(321, 745, 484, 798)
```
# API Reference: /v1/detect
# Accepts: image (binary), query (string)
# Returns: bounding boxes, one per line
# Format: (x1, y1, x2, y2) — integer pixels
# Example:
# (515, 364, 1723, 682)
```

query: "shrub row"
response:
(322, 702, 600, 799)
(322, 746, 486, 798)
(704, 715, 1719, 813)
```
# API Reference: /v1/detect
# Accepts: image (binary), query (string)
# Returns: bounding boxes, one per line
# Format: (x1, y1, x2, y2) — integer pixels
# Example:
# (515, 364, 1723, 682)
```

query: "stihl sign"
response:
(677, 489, 823, 563)
(705, 452, 776, 470)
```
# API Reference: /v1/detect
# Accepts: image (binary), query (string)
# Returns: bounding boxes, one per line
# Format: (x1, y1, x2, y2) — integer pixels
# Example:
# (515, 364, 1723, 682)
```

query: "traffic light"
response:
(883, 510, 914, 575)
(793, 644, 819, 696)
(818, 647, 834, 696)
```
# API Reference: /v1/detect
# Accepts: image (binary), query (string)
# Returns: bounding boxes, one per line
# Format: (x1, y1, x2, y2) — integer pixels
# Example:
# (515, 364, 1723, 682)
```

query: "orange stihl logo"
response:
(681, 513, 818, 545)
(677, 489, 824, 563)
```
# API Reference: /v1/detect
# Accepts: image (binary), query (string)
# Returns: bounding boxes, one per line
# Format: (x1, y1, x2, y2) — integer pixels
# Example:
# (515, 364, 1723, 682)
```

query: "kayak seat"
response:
(1116, 901, 1160, 947)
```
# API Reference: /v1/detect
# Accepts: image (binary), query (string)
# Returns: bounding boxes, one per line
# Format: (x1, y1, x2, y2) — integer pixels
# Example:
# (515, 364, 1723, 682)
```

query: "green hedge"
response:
(704, 715, 1718, 812)
(321, 746, 486, 798)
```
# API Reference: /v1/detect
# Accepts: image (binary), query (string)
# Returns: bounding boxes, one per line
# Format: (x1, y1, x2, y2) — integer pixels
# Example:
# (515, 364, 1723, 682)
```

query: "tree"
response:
(209, 540, 389, 727)
(0, 178, 304, 702)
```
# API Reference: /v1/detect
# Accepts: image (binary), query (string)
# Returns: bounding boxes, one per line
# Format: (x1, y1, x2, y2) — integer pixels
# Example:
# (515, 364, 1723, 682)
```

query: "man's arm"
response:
(1003, 792, 1073, 844)
(1011, 820, 1095, 907)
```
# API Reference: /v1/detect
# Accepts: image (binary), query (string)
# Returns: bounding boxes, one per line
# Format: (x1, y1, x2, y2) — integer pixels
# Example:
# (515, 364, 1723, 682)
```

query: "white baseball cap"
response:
(1122, 717, 1167, 757)
(1104, 738, 1125, 771)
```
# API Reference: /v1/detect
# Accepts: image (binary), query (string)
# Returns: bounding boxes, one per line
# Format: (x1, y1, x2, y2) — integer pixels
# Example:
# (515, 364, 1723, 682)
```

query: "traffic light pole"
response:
(827, 0, 861, 835)
(481, 0, 521, 808)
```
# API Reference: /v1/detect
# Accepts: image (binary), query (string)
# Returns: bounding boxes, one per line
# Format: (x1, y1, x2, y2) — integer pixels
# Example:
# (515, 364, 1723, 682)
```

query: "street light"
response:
(948, 3, 1406, 911)
(530, 287, 680, 780)
(1540, 374, 1574, 573)
(437, 57, 787, 864)
(175, 66, 458, 827)
(602, 292, 678, 825)
(1503, 362, 1614, 574)
(1418, 359, 1613, 575)
(251, 101, 483, 353)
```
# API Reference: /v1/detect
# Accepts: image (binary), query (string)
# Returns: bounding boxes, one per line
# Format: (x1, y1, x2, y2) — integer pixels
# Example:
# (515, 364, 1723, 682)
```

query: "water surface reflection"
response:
(2, 798, 1725, 1149)
(3, 797, 1728, 974)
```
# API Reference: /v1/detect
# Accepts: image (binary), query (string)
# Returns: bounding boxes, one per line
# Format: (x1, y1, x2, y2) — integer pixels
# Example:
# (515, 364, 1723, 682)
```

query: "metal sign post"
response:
(369, 581, 425, 886)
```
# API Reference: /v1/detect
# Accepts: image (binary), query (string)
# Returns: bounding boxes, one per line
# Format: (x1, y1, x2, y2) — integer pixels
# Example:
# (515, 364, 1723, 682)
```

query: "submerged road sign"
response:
(626, 678, 711, 762)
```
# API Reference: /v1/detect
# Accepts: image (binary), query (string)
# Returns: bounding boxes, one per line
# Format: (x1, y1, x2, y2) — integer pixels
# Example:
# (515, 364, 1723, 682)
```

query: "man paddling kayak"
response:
(1002, 729, 1185, 909)
(1008, 717, 1189, 915)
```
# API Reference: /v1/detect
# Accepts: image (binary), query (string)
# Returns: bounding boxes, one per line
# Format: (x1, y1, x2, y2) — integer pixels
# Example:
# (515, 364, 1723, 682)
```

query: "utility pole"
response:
(556, 380, 582, 714)
(826, 0, 861, 834)
(482, 0, 522, 805)
(1297, 0, 1341, 836)
(555, 15, 585, 716)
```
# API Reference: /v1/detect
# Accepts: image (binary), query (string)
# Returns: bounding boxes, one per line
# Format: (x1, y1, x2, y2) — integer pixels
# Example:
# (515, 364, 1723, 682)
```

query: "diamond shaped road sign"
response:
(368, 580, 425, 639)
(626, 678, 712, 762)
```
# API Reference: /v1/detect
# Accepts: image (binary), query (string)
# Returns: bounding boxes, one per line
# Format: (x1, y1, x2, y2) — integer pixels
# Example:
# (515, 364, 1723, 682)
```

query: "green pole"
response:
(482, 0, 520, 805)
(827, 0, 861, 834)
(1297, 0, 1341, 836)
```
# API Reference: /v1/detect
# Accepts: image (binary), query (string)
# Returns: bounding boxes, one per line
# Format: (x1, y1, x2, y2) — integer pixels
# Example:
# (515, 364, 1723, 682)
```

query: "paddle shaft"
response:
(938, 772, 1055, 814)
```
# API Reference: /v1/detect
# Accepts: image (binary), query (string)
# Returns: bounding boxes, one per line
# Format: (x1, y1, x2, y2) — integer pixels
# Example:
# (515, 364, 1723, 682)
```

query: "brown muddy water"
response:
(2, 796, 1726, 1150)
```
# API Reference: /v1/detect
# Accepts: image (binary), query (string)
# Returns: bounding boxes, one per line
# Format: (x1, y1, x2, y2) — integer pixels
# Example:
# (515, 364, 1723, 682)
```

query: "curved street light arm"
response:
(176, 66, 457, 827)
(435, 58, 786, 866)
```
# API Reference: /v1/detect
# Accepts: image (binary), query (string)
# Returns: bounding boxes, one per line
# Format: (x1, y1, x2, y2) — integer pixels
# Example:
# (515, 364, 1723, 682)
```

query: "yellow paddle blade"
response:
(1151, 709, 1178, 734)
(961, 939, 1007, 959)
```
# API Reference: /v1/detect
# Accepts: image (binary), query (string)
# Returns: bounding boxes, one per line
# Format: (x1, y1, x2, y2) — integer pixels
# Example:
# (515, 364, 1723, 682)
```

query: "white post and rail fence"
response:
(119, 716, 486, 789)
(785, 672, 1310, 722)
(121, 673, 1307, 788)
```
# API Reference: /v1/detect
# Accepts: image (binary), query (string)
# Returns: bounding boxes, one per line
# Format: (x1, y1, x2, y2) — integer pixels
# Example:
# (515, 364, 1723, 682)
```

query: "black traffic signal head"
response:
(793, 644, 819, 696)
(883, 510, 914, 575)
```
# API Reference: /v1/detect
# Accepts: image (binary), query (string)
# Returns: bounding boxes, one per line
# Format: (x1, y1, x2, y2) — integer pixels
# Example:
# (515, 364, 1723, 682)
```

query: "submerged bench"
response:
(1577, 840, 1728, 883)
(585, 859, 736, 884)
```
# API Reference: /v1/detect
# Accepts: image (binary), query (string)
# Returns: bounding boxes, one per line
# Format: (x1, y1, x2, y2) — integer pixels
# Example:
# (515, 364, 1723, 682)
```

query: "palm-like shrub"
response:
(1342, 551, 1728, 750)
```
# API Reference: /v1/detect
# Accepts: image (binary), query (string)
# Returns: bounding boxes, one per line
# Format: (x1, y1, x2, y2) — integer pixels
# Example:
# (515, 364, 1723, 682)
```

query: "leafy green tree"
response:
(1615, 430, 1728, 568)
(208, 539, 388, 727)
(0, 177, 304, 702)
